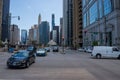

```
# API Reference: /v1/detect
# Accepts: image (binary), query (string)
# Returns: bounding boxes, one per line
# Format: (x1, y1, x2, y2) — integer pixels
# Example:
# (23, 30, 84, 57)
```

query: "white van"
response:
(91, 46, 120, 59)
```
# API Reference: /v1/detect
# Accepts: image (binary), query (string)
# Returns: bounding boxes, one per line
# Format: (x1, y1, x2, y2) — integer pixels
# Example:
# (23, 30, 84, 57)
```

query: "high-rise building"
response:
(1, 0, 10, 42)
(28, 25, 39, 45)
(63, 0, 73, 47)
(10, 24, 20, 45)
(82, 0, 120, 48)
(52, 14, 55, 30)
(53, 26, 59, 45)
(73, 0, 83, 48)
(38, 14, 41, 25)
(39, 21, 50, 46)
(29, 28, 34, 44)
(63, 0, 68, 46)
(21, 29, 27, 45)
(0, 0, 3, 40)
(59, 18, 63, 46)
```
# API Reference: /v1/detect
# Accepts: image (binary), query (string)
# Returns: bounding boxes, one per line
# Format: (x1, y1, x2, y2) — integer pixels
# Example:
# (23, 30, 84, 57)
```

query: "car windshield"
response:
(27, 47, 33, 51)
(13, 52, 28, 57)
(39, 49, 45, 51)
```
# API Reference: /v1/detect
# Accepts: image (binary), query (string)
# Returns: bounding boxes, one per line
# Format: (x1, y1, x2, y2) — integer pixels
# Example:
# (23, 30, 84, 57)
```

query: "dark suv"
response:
(53, 46, 59, 52)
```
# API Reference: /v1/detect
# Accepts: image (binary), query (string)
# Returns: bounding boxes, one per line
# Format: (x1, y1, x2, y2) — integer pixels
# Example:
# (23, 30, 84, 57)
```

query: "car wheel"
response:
(117, 55, 120, 59)
(33, 58, 35, 63)
(96, 54, 101, 59)
(25, 61, 30, 68)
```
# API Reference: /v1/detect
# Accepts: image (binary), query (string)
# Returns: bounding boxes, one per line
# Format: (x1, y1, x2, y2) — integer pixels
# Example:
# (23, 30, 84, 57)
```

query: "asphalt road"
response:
(0, 50, 120, 80)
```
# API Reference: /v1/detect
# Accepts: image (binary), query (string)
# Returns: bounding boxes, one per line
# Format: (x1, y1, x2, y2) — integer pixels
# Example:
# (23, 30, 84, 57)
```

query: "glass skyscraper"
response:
(82, 0, 120, 48)
(52, 14, 55, 30)
(63, 0, 73, 46)
(39, 21, 50, 46)
(1, 0, 10, 42)
(21, 30, 27, 44)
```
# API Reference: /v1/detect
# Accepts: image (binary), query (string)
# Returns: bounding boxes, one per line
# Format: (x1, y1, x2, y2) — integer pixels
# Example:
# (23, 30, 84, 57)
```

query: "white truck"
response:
(91, 46, 120, 59)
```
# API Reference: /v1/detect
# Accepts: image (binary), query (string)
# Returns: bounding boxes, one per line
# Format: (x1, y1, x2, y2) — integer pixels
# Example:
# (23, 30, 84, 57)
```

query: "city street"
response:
(0, 50, 120, 80)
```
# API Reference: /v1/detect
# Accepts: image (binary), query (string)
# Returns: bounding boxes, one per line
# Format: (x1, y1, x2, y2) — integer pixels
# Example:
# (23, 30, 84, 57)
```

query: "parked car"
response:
(78, 48, 85, 52)
(7, 50, 36, 68)
(53, 46, 59, 52)
(27, 46, 36, 53)
(36, 49, 47, 56)
(45, 47, 50, 52)
(86, 48, 92, 53)
(91, 46, 120, 59)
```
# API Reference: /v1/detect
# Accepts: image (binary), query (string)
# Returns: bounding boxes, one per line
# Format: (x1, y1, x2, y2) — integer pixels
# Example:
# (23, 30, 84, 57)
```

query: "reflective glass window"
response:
(83, 13, 87, 28)
(82, 0, 86, 7)
(89, 0, 93, 4)
(98, 0, 103, 18)
(103, 0, 112, 15)
(90, 1, 98, 24)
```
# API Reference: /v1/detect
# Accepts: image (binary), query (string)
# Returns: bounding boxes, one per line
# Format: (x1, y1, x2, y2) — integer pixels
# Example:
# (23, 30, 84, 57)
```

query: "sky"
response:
(10, 0, 63, 31)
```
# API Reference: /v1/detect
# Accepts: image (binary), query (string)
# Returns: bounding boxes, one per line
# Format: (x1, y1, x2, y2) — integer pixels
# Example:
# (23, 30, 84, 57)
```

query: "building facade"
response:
(63, 0, 73, 47)
(10, 24, 20, 45)
(28, 25, 39, 45)
(73, 0, 83, 48)
(83, 0, 120, 48)
(59, 18, 63, 46)
(0, 0, 3, 40)
(52, 14, 55, 31)
(38, 14, 41, 25)
(21, 29, 27, 45)
(1, 0, 10, 42)
(53, 26, 59, 45)
(39, 21, 50, 46)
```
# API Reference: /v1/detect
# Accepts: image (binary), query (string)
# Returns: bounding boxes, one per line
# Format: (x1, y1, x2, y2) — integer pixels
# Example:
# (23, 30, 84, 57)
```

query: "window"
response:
(113, 48, 119, 51)
(83, 13, 87, 28)
(82, 0, 86, 8)
(89, 0, 93, 4)
(90, 1, 98, 24)
(103, 0, 112, 15)
(98, 0, 103, 18)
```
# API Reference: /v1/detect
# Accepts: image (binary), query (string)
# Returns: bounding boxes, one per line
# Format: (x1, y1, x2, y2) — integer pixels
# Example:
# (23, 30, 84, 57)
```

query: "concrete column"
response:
(113, 0, 120, 10)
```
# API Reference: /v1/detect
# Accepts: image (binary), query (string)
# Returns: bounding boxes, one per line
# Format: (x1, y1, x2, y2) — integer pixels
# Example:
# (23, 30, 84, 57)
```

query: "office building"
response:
(29, 25, 39, 45)
(82, 0, 120, 48)
(59, 18, 63, 46)
(53, 26, 59, 45)
(52, 14, 55, 31)
(21, 29, 27, 45)
(0, 0, 3, 40)
(10, 24, 20, 45)
(39, 21, 50, 46)
(38, 14, 41, 25)
(1, 0, 10, 42)
(73, 0, 83, 48)
(63, 0, 73, 46)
